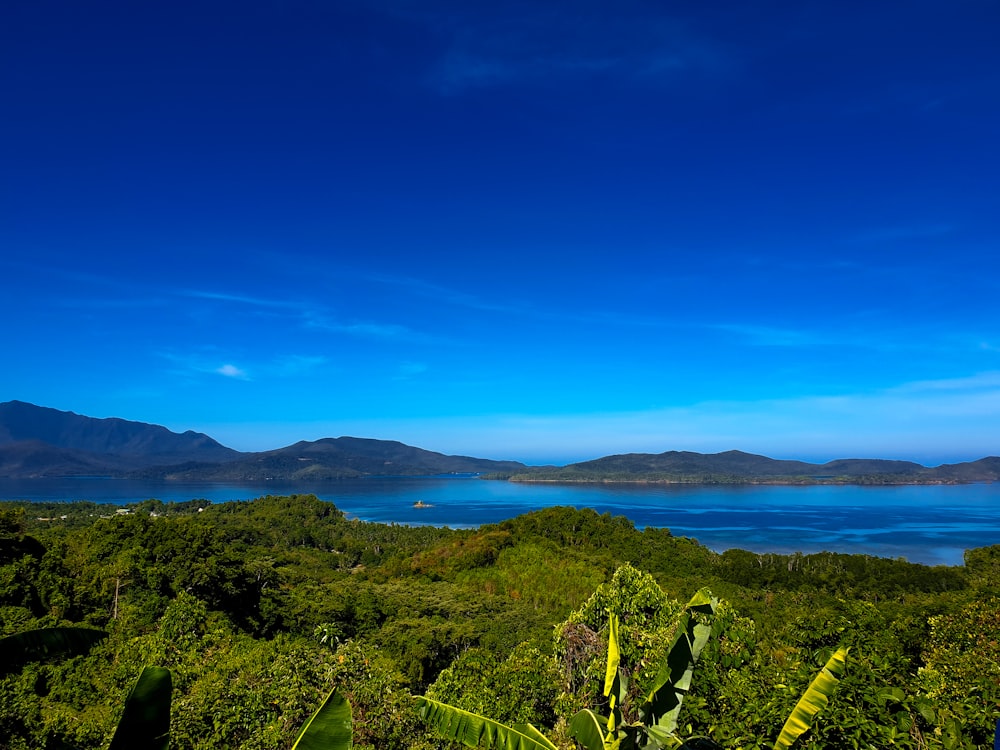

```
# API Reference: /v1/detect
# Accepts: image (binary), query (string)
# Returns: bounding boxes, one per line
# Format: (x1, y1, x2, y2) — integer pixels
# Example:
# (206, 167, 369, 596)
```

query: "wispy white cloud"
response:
(888, 371, 1000, 395)
(217, 364, 250, 380)
(179, 285, 434, 344)
(181, 289, 304, 310)
(160, 350, 329, 383)
(303, 315, 415, 340)
(159, 351, 253, 381)
(400, 5, 732, 94)
(706, 319, 991, 355)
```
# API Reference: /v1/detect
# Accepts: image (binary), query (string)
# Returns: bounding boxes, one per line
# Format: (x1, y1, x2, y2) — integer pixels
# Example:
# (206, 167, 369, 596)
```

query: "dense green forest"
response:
(1, 495, 998, 749)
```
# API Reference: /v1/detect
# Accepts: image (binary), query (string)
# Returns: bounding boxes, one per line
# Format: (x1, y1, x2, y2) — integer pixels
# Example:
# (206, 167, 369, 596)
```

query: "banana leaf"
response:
(108, 666, 172, 750)
(0, 627, 108, 676)
(570, 708, 609, 750)
(773, 647, 848, 750)
(293, 688, 353, 750)
(604, 613, 626, 733)
(414, 696, 557, 750)
(604, 614, 621, 698)
(639, 588, 717, 733)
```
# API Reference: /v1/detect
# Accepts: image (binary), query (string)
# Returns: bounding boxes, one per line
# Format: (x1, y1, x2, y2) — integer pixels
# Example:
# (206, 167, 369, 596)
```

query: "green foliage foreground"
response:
(417, 581, 846, 750)
(1, 496, 999, 749)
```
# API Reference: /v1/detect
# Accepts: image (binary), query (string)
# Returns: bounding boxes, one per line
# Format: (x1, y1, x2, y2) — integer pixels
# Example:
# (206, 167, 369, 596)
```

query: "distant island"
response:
(500, 450, 1000, 485)
(2, 400, 999, 485)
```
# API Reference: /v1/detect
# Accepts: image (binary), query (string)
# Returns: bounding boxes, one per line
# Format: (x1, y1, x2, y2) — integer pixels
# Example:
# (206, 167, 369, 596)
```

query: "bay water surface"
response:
(2, 477, 999, 566)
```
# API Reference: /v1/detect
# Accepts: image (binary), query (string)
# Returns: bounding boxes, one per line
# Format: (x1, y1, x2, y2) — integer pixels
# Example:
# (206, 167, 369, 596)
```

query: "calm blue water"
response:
(2, 477, 999, 567)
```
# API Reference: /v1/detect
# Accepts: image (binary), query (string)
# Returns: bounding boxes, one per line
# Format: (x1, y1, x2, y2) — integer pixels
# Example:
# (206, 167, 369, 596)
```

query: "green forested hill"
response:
(0, 401, 528, 479)
(0, 401, 240, 473)
(1, 496, 997, 749)
(512, 449, 1000, 483)
(139, 437, 528, 481)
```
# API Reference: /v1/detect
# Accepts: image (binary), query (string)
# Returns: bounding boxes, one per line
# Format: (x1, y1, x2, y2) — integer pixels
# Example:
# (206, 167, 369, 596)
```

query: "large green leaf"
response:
(520, 723, 558, 748)
(603, 613, 626, 733)
(773, 647, 848, 750)
(108, 666, 172, 750)
(0, 627, 108, 676)
(293, 688, 353, 750)
(639, 588, 718, 733)
(604, 614, 621, 698)
(414, 696, 557, 750)
(645, 724, 684, 748)
(570, 708, 609, 750)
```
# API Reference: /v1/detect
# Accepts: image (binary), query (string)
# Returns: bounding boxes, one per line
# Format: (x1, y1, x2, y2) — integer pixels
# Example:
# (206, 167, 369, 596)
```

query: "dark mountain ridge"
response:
(0, 401, 239, 467)
(517, 449, 1000, 483)
(1, 401, 998, 483)
(0, 401, 526, 480)
(141, 437, 528, 481)
(567, 449, 932, 478)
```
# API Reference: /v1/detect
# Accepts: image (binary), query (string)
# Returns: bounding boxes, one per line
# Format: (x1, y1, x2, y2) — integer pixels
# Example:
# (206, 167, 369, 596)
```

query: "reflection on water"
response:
(2, 477, 999, 566)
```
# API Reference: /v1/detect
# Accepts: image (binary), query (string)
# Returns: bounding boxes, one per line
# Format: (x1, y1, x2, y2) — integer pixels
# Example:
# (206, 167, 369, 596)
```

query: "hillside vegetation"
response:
(511, 450, 1000, 484)
(1, 495, 998, 749)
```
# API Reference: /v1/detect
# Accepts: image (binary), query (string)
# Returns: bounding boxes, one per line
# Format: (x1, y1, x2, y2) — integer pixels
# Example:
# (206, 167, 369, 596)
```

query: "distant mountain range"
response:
(2, 400, 999, 484)
(509, 450, 1000, 484)
(0, 401, 525, 480)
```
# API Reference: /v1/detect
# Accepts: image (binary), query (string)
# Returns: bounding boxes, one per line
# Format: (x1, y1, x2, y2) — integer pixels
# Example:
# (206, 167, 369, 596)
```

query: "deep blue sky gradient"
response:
(3, 1, 999, 464)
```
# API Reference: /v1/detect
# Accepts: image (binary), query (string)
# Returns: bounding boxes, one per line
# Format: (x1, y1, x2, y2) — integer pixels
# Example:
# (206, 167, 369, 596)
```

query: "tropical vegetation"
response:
(1, 496, 998, 748)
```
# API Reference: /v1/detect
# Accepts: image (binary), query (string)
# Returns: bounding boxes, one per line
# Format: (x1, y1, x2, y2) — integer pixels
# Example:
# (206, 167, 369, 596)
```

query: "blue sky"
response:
(2, 0, 999, 465)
